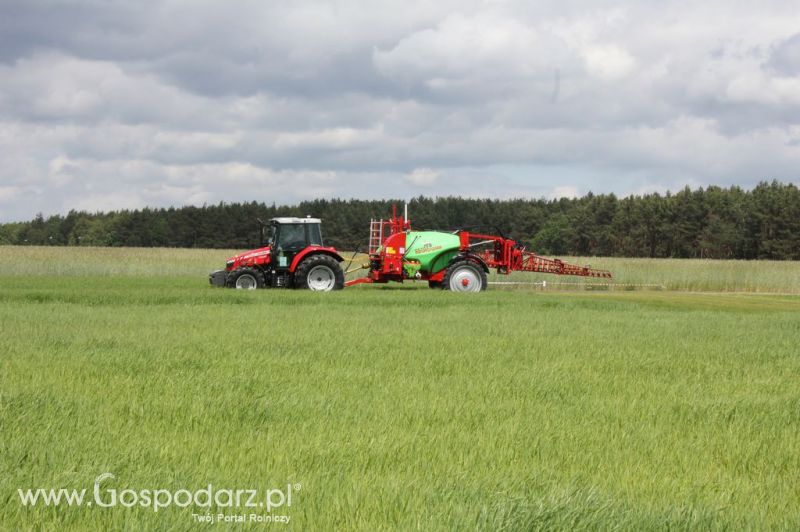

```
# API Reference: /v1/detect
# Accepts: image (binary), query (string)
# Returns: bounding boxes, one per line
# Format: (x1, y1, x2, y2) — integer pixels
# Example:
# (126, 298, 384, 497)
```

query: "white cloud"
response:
(374, 13, 541, 78)
(0, 0, 799, 221)
(551, 186, 579, 199)
(581, 44, 635, 80)
(405, 168, 440, 186)
(70, 191, 146, 214)
(47, 156, 77, 186)
(0, 186, 22, 202)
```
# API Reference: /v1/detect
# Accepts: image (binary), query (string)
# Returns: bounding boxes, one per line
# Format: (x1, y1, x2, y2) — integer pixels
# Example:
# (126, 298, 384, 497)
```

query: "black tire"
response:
(226, 267, 266, 289)
(442, 261, 487, 292)
(428, 281, 442, 289)
(294, 254, 345, 291)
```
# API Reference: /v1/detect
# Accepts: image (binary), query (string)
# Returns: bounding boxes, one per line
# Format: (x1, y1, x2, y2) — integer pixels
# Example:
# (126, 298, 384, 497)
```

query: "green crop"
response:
(1, 246, 798, 530)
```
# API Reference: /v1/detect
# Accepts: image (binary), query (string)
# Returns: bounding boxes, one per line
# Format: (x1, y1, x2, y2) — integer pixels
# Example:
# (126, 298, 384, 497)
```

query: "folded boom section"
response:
(517, 252, 612, 278)
(464, 232, 612, 279)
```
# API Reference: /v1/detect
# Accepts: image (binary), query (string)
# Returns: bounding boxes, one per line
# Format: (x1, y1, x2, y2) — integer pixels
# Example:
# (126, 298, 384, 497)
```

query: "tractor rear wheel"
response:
(443, 261, 487, 292)
(226, 267, 265, 290)
(294, 254, 345, 291)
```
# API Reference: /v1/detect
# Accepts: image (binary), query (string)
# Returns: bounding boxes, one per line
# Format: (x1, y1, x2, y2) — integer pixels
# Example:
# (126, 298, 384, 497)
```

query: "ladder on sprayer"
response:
(368, 219, 385, 255)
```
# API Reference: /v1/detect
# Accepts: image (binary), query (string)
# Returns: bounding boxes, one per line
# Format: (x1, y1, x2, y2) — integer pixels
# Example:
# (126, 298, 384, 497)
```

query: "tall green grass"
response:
(0, 246, 233, 278)
(2, 246, 799, 293)
(498, 256, 800, 293)
(0, 247, 799, 530)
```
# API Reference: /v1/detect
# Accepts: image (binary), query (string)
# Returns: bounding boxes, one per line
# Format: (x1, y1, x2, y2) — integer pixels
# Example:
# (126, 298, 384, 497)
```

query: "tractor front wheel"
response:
(227, 267, 265, 290)
(294, 254, 345, 291)
(443, 261, 487, 292)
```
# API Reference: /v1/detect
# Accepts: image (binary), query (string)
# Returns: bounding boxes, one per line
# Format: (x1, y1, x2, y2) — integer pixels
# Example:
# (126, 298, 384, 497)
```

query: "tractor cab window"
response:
(277, 224, 306, 251)
(308, 224, 323, 246)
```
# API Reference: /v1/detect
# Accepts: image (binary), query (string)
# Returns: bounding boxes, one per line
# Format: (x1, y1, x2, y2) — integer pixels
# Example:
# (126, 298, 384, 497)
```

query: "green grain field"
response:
(1, 246, 799, 530)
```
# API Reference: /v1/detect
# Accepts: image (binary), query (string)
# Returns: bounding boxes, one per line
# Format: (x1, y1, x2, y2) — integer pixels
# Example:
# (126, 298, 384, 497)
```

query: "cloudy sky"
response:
(1, 1, 799, 221)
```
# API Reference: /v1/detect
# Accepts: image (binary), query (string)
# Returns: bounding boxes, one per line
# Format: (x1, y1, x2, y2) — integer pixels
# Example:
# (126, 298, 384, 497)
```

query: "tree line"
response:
(1, 180, 798, 259)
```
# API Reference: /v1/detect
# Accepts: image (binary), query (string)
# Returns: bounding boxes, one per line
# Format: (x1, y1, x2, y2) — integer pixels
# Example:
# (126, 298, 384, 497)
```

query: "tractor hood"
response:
(226, 246, 271, 271)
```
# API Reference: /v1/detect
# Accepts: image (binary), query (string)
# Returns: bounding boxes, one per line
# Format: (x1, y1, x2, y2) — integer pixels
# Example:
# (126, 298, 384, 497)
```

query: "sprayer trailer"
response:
(346, 205, 611, 291)
(209, 205, 611, 292)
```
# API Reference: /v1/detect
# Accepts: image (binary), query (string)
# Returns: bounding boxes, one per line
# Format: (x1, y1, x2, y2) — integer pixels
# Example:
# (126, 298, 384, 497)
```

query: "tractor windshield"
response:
(278, 224, 306, 251)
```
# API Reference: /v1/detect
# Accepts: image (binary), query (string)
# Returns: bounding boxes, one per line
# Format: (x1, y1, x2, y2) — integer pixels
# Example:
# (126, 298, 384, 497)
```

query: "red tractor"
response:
(209, 217, 345, 291)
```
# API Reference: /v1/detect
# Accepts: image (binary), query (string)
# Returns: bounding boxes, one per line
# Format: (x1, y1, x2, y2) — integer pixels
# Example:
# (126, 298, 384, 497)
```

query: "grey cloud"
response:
(1, 1, 799, 222)
(0, 1, 151, 63)
(767, 32, 800, 76)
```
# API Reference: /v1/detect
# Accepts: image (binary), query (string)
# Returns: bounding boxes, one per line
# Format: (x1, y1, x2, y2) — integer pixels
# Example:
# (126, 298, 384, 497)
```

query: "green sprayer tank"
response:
(401, 231, 462, 276)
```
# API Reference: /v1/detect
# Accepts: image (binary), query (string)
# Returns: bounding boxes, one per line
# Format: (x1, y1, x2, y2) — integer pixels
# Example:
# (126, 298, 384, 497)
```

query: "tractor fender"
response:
(289, 246, 344, 272)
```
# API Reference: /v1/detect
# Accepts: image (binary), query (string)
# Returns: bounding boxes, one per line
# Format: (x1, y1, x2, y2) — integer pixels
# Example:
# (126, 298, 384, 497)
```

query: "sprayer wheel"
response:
(443, 261, 487, 292)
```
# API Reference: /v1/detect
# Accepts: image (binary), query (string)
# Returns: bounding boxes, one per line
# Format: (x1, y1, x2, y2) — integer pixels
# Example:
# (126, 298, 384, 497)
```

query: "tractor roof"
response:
(270, 217, 322, 224)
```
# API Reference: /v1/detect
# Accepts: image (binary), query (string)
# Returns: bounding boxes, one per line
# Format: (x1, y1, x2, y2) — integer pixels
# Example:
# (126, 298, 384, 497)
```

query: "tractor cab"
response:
(267, 217, 324, 268)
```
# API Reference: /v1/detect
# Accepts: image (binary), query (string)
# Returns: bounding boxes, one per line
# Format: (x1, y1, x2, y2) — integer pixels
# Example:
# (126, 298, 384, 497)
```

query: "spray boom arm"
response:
(459, 231, 612, 278)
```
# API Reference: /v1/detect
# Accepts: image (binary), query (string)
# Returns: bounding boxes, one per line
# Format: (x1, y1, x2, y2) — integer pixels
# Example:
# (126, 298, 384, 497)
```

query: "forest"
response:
(1, 181, 798, 259)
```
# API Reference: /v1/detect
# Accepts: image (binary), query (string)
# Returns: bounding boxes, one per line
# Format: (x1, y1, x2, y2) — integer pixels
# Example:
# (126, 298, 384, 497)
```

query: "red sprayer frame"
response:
(345, 207, 611, 286)
(460, 232, 612, 278)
